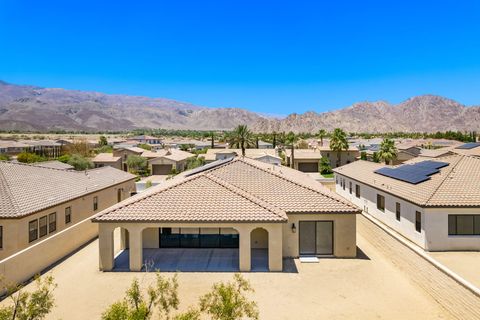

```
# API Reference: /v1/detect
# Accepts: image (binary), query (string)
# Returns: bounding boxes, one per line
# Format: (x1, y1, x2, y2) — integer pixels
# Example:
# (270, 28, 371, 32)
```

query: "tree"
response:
(296, 139, 309, 149)
(329, 128, 349, 168)
(319, 157, 333, 174)
(360, 151, 367, 160)
(210, 132, 215, 149)
(67, 154, 93, 170)
(372, 152, 380, 163)
(64, 139, 91, 157)
(199, 274, 259, 320)
(317, 129, 327, 147)
(272, 132, 277, 148)
(126, 155, 148, 175)
(139, 144, 152, 151)
(99, 136, 108, 147)
(16, 152, 46, 163)
(186, 157, 205, 170)
(102, 274, 199, 320)
(229, 125, 256, 157)
(378, 138, 397, 165)
(0, 275, 56, 320)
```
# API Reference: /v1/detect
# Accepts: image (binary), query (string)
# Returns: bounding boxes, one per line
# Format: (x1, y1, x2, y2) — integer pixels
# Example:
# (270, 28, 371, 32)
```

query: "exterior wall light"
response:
(291, 223, 296, 233)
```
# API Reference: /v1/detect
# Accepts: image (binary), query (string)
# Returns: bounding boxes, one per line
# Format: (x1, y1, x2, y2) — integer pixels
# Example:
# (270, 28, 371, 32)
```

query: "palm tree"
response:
(229, 125, 256, 156)
(329, 128, 349, 168)
(378, 138, 398, 165)
(317, 129, 327, 147)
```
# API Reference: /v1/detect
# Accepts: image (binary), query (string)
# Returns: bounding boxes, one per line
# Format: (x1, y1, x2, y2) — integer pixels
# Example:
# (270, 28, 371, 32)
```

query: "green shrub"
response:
(67, 154, 93, 171)
(0, 154, 10, 161)
(16, 152, 46, 163)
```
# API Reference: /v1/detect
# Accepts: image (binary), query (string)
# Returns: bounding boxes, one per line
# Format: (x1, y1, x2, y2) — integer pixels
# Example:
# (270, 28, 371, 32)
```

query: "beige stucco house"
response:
(92, 157, 359, 273)
(285, 147, 359, 172)
(146, 149, 194, 175)
(0, 161, 136, 287)
(201, 148, 281, 165)
(92, 153, 123, 170)
(334, 154, 480, 251)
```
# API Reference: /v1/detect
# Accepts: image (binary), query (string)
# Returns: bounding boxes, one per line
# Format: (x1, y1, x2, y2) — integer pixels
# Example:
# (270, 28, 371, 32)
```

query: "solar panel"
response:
(184, 157, 233, 177)
(374, 160, 449, 184)
(455, 142, 480, 150)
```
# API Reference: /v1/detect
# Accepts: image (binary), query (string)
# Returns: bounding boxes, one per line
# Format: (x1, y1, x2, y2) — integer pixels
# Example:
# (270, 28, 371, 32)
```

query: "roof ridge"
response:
(224, 157, 358, 211)
(424, 155, 465, 206)
(0, 164, 21, 215)
(92, 172, 208, 220)
(204, 173, 287, 220)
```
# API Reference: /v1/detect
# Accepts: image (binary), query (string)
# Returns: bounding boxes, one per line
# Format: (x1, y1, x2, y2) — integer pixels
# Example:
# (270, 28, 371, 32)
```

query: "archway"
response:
(112, 227, 130, 270)
(250, 228, 269, 271)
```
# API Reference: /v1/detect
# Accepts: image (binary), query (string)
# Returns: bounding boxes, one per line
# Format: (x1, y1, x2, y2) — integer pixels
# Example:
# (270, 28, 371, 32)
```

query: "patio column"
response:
(98, 224, 114, 271)
(268, 224, 283, 272)
(129, 226, 144, 271)
(238, 226, 251, 272)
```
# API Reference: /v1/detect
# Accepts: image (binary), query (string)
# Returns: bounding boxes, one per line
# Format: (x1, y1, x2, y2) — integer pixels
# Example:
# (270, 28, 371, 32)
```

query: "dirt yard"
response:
(429, 251, 480, 289)
(1, 234, 452, 320)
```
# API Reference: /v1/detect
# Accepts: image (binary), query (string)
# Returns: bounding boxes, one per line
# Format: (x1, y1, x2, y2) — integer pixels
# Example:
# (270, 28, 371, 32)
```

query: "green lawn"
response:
(321, 173, 334, 178)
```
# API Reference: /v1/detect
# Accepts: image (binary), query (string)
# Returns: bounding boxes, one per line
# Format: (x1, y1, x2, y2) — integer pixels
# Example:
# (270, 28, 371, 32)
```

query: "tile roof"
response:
(334, 154, 480, 207)
(92, 153, 121, 162)
(142, 149, 194, 161)
(93, 157, 358, 223)
(0, 162, 136, 218)
(201, 149, 277, 161)
(32, 160, 74, 170)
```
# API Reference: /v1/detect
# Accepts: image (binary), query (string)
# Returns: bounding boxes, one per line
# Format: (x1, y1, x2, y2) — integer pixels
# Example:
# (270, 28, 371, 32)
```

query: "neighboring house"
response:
(147, 149, 194, 175)
(334, 154, 480, 251)
(257, 140, 274, 149)
(0, 162, 136, 286)
(92, 157, 359, 272)
(201, 148, 279, 164)
(21, 140, 63, 158)
(32, 160, 74, 170)
(126, 135, 162, 145)
(113, 147, 145, 171)
(452, 142, 480, 158)
(92, 153, 123, 170)
(285, 147, 359, 172)
(0, 140, 32, 155)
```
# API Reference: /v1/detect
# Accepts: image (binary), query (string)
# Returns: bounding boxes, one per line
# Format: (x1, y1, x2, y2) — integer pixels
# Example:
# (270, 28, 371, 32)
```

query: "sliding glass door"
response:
(299, 221, 333, 256)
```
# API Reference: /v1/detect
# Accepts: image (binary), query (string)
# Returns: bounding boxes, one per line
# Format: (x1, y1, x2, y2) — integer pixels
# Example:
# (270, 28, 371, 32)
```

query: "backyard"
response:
(0, 233, 452, 319)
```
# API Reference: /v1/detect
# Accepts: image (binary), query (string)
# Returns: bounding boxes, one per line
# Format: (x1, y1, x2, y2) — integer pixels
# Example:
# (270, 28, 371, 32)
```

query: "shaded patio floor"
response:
(113, 248, 269, 272)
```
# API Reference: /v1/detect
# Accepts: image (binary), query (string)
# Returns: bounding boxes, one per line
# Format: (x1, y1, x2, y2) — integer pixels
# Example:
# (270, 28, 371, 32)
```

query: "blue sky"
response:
(1, 0, 480, 116)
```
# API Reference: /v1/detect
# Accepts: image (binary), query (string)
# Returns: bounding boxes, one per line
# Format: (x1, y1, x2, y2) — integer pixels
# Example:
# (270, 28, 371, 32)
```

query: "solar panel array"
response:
(455, 142, 480, 150)
(374, 160, 449, 184)
(184, 157, 233, 177)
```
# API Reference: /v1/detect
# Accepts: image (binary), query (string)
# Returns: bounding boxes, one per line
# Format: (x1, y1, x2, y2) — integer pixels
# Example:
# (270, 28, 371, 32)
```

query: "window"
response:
(349, 182, 352, 194)
(39, 216, 48, 237)
(0, 226, 3, 249)
(355, 185, 360, 198)
(448, 215, 480, 235)
(395, 202, 401, 221)
(49, 213, 56, 233)
(342, 179, 345, 190)
(65, 207, 72, 224)
(415, 211, 421, 233)
(29, 220, 38, 243)
(117, 189, 122, 203)
(93, 196, 98, 211)
(377, 194, 385, 212)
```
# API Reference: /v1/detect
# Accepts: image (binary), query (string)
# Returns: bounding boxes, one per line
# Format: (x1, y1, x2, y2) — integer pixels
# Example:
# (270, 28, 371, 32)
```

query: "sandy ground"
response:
(1, 234, 452, 320)
(428, 251, 480, 289)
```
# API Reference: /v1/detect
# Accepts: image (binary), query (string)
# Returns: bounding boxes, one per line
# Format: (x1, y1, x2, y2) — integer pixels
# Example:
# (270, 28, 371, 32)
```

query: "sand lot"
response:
(1, 234, 452, 320)
(429, 251, 480, 289)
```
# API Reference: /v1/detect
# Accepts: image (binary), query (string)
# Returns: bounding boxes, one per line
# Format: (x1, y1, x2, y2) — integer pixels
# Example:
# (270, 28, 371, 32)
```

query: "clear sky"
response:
(1, 0, 480, 116)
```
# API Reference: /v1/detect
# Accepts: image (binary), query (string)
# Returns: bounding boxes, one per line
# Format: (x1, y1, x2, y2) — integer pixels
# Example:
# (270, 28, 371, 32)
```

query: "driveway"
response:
(114, 248, 269, 272)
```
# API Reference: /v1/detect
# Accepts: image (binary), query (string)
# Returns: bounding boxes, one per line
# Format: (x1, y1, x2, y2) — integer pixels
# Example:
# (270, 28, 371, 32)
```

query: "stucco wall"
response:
(251, 228, 269, 248)
(282, 213, 357, 258)
(0, 216, 97, 292)
(0, 180, 136, 260)
(335, 173, 426, 249)
(93, 160, 122, 170)
(424, 207, 480, 251)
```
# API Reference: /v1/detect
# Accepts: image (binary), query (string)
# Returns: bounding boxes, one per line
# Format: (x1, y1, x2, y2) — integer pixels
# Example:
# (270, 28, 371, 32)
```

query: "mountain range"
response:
(0, 80, 479, 133)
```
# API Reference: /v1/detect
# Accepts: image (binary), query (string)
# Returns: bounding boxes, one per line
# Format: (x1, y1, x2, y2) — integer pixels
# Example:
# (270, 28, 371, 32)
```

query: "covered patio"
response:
(97, 223, 283, 272)
(113, 248, 269, 272)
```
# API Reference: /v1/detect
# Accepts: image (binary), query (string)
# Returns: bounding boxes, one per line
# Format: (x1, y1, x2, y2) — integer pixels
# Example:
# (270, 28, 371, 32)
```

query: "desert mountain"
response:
(0, 81, 479, 133)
